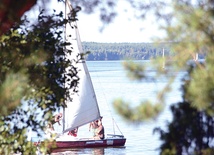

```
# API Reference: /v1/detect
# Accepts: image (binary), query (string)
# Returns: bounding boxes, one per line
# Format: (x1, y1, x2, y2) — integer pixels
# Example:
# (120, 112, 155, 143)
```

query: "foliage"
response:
(163, 0, 214, 116)
(154, 64, 214, 155)
(0, 4, 80, 154)
(114, 99, 163, 123)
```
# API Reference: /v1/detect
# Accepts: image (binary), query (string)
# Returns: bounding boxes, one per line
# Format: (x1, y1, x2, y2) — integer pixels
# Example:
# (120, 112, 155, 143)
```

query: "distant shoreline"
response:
(82, 42, 171, 61)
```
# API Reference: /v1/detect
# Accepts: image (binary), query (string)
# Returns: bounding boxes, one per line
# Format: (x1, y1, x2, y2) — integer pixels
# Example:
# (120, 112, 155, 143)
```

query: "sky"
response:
(77, 1, 162, 43)
(26, 0, 163, 43)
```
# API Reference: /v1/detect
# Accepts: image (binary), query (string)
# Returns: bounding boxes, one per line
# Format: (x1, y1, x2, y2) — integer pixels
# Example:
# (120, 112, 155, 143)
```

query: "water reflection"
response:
(51, 148, 104, 155)
(51, 147, 127, 155)
(92, 148, 104, 155)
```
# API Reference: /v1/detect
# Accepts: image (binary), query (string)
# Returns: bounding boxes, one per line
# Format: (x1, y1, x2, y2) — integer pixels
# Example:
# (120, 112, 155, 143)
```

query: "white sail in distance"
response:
(63, 0, 101, 133)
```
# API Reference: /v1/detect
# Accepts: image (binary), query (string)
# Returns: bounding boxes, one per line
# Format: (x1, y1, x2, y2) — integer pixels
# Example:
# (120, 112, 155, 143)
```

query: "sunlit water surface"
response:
(37, 60, 183, 155)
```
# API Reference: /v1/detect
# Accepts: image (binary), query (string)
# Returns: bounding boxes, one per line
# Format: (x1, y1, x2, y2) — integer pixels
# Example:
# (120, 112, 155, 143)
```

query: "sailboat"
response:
(35, 0, 126, 153)
(162, 48, 165, 69)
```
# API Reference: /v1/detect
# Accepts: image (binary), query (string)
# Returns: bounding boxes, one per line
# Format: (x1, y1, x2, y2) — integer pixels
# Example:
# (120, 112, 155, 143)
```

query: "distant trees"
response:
(82, 42, 172, 60)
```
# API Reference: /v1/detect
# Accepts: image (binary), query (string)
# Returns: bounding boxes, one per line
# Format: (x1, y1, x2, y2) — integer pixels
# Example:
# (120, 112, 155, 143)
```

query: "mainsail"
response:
(63, 0, 101, 133)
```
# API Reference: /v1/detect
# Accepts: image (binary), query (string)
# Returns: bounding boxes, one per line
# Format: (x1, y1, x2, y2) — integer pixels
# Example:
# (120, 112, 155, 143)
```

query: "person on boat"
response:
(68, 128, 78, 137)
(93, 117, 105, 140)
(89, 120, 98, 132)
(47, 113, 63, 131)
(45, 113, 63, 138)
(89, 116, 103, 136)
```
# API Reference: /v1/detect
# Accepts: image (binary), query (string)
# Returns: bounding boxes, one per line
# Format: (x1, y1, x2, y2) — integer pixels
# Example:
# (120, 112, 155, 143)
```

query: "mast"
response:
(62, 0, 67, 132)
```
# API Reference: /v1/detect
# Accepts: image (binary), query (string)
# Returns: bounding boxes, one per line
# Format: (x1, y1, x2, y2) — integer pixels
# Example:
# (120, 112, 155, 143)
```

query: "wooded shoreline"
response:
(82, 42, 171, 61)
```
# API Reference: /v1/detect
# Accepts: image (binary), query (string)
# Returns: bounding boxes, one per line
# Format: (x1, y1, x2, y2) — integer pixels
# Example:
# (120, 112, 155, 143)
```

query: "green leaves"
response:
(187, 63, 214, 116)
(0, 3, 78, 154)
(113, 99, 163, 123)
(0, 71, 28, 116)
(122, 60, 146, 80)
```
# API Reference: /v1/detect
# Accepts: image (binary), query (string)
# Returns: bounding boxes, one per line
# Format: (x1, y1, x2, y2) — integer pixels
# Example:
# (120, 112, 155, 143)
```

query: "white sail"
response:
(63, 0, 101, 133)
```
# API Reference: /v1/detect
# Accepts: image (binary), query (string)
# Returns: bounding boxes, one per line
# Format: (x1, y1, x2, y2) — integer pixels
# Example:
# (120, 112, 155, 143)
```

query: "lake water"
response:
(32, 60, 183, 155)
(63, 60, 183, 155)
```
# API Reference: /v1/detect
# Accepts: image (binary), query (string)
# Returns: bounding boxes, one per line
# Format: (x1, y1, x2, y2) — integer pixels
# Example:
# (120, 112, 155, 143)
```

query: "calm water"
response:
(34, 60, 183, 155)
(63, 60, 182, 155)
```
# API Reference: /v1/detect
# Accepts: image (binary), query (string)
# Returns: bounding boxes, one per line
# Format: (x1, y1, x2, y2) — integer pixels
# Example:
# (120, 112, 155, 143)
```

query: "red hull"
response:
(35, 136, 126, 153)
(57, 138, 125, 147)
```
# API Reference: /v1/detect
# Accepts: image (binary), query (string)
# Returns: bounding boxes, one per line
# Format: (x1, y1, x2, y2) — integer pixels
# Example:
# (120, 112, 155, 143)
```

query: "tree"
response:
(154, 63, 214, 155)
(0, 0, 38, 35)
(0, 1, 80, 154)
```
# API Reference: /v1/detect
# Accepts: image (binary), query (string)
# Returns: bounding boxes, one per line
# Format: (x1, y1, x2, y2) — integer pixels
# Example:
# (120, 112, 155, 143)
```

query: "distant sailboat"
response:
(35, 0, 126, 153)
(194, 53, 199, 61)
(162, 48, 165, 69)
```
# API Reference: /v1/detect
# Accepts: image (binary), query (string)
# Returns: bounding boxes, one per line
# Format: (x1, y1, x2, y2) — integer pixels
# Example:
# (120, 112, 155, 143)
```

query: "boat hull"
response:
(35, 137, 126, 153)
(55, 138, 126, 148)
